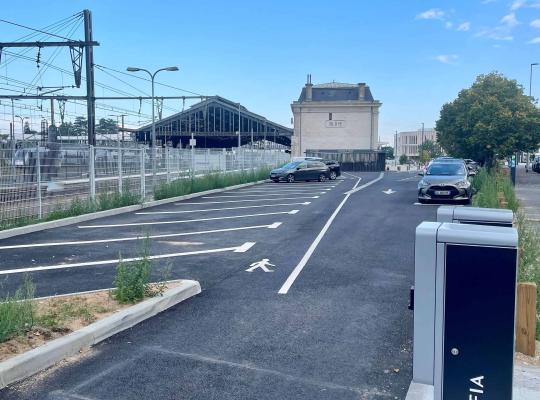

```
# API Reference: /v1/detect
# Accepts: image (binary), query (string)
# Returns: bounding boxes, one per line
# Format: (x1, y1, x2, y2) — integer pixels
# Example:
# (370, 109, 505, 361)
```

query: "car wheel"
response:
(318, 173, 327, 182)
(286, 174, 295, 183)
(329, 171, 337, 180)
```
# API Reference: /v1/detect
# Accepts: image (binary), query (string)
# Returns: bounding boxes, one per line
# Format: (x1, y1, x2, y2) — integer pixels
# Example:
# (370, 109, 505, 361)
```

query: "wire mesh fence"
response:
(0, 142, 289, 229)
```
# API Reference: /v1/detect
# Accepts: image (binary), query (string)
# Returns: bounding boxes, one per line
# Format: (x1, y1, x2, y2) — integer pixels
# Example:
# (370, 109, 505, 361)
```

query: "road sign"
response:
(189, 138, 196, 147)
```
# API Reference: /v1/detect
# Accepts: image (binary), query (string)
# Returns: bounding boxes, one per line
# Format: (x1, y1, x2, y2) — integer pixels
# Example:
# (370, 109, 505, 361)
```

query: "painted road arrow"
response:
(0, 242, 256, 275)
(382, 189, 396, 194)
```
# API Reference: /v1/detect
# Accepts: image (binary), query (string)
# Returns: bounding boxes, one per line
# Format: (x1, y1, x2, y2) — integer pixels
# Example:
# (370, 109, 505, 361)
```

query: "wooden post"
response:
(516, 282, 537, 356)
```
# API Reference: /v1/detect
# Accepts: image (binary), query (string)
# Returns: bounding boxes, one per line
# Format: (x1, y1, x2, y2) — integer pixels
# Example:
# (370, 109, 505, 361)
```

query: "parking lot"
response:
(1, 171, 438, 400)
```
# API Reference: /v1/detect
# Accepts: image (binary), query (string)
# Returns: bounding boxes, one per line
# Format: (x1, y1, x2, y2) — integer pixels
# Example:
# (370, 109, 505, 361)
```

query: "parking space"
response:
(1, 171, 440, 400)
(0, 178, 346, 298)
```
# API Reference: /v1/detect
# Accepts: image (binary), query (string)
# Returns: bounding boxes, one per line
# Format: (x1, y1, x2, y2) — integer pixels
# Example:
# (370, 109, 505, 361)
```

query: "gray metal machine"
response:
(437, 206, 513, 227)
(413, 222, 518, 400)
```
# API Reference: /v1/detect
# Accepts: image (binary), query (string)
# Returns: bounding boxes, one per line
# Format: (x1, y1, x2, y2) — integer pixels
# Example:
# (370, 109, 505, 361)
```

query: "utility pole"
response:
(84, 9, 96, 146)
(50, 98, 55, 127)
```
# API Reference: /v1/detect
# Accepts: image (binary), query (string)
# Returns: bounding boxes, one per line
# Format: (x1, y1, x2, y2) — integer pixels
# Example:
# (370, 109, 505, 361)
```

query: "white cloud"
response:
(445, 21, 454, 29)
(510, 0, 540, 9)
(434, 55, 459, 64)
(457, 22, 471, 31)
(531, 19, 540, 28)
(528, 37, 540, 43)
(501, 12, 519, 27)
(476, 27, 514, 41)
(511, 0, 525, 10)
(416, 9, 445, 20)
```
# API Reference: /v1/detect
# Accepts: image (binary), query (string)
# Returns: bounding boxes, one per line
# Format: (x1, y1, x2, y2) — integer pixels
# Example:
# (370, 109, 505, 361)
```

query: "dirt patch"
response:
(0, 281, 181, 363)
(516, 341, 540, 367)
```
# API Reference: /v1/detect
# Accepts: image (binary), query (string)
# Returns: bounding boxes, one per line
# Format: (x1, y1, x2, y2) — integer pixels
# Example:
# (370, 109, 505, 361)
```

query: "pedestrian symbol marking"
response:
(246, 259, 275, 272)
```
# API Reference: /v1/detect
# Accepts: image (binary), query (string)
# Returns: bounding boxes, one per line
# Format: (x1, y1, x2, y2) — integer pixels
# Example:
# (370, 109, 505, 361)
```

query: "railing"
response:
(0, 143, 289, 228)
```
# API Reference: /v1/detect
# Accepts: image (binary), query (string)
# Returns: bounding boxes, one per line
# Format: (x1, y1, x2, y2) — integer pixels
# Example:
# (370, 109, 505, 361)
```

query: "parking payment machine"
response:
(437, 206, 513, 227)
(413, 222, 518, 400)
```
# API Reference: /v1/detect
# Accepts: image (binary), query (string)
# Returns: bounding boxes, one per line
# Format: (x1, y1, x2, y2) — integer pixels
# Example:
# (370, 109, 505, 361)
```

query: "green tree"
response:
(418, 139, 442, 163)
(72, 116, 87, 137)
(96, 118, 118, 137)
(399, 154, 408, 165)
(381, 145, 394, 159)
(436, 72, 540, 165)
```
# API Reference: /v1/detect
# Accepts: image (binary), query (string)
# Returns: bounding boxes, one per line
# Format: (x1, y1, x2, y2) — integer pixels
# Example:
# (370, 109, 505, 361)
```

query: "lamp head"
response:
(126, 67, 141, 72)
(165, 66, 179, 71)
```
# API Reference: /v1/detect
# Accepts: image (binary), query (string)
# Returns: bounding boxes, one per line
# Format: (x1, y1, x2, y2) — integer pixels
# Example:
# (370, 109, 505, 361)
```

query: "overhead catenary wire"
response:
(0, 14, 83, 42)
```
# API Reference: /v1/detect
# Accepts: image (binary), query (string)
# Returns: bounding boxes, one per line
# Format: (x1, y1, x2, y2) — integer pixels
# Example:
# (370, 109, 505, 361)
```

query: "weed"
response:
(112, 236, 152, 304)
(0, 276, 36, 343)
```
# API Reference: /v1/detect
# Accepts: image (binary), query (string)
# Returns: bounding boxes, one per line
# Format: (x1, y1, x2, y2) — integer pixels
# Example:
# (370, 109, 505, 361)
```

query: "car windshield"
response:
(426, 163, 466, 176)
(279, 161, 301, 169)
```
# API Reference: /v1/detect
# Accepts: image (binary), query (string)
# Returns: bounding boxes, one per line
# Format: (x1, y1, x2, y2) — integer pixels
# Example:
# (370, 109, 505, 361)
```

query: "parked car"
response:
(532, 156, 540, 173)
(417, 160, 473, 204)
(323, 160, 341, 180)
(464, 158, 479, 173)
(270, 160, 330, 183)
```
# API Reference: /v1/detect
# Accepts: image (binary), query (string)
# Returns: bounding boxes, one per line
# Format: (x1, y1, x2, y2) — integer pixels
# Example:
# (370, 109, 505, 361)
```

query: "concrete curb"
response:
(0, 180, 266, 240)
(0, 280, 201, 389)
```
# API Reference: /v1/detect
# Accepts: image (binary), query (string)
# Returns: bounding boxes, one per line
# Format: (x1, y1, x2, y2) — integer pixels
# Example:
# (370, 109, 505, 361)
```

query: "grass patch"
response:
(154, 168, 272, 201)
(472, 166, 540, 339)
(0, 276, 35, 343)
(46, 191, 141, 221)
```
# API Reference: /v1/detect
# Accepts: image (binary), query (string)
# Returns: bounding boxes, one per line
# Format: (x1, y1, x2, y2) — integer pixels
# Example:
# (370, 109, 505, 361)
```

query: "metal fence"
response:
(305, 149, 386, 172)
(0, 143, 289, 228)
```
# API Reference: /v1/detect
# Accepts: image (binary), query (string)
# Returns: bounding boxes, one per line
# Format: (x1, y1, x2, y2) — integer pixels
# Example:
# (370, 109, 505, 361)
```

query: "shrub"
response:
(399, 154, 408, 165)
(154, 168, 271, 200)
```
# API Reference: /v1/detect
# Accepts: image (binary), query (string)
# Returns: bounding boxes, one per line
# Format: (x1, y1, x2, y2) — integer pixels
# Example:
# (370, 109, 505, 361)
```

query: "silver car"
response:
(418, 160, 473, 204)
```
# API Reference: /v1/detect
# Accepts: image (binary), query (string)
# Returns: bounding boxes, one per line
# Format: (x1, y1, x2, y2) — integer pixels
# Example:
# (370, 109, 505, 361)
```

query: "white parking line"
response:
(0, 242, 257, 275)
(203, 194, 320, 199)
(237, 188, 332, 193)
(175, 198, 315, 205)
(278, 173, 384, 295)
(413, 202, 457, 206)
(78, 210, 300, 229)
(0, 223, 282, 250)
(136, 202, 311, 215)
(202, 193, 321, 198)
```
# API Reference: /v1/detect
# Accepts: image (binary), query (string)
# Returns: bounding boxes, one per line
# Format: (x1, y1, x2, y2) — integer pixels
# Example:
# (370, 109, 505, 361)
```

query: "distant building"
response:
(396, 128, 438, 158)
(290, 76, 382, 156)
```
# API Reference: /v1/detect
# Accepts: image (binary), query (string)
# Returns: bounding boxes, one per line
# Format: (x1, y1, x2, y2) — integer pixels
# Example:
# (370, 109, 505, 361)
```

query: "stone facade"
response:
(290, 80, 381, 157)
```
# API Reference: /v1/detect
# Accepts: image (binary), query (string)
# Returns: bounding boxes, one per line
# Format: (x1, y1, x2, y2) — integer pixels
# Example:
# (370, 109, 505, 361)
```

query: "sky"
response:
(1, 0, 540, 144)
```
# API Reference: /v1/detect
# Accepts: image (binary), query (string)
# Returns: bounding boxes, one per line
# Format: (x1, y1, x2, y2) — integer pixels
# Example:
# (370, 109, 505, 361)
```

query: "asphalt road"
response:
(1, 171, 438, 400)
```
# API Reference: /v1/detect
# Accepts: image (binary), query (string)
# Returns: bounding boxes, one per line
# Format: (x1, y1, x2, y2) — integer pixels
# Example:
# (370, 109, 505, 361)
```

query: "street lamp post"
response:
(15, 115, 27, 141)
(127, 66, 179, 189)
(527, 63, 539, 172)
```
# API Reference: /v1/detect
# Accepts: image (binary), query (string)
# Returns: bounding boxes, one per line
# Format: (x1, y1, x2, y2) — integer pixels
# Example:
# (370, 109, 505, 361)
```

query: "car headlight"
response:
(418, 180, 430, 189)
(455, 180, 470, 189)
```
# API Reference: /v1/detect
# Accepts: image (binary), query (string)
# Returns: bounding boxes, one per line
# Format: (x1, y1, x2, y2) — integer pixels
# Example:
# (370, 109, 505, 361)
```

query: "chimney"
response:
(358, 82, 366, 100)
(305, 74, 313, 101)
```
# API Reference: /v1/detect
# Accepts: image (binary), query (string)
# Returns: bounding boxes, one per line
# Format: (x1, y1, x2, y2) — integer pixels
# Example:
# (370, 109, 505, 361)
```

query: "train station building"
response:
(290, 77, 382, 157)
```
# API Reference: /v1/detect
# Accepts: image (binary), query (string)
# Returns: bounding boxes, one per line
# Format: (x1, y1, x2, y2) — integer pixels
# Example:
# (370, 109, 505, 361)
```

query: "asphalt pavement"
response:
(0, 171, 438, 400)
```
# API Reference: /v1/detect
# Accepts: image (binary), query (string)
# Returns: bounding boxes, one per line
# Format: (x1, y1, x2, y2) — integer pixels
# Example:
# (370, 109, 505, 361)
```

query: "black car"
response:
(532, 156, 540, 173)
(270, 160, 331, 183)
(323, 160, 341, 180)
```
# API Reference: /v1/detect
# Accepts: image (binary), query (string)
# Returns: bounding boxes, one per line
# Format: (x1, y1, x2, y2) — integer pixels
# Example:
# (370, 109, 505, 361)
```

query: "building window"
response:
(329, 113, 332, 120)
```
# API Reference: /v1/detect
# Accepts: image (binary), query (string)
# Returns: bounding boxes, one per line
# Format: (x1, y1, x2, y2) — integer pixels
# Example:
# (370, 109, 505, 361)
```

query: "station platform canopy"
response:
(135, 96, 292, 148)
